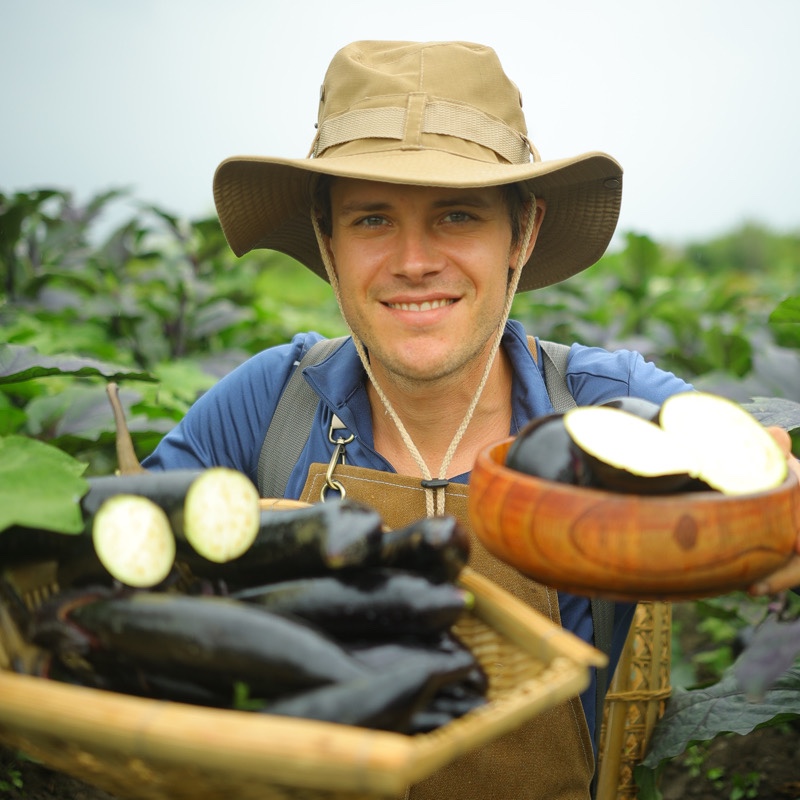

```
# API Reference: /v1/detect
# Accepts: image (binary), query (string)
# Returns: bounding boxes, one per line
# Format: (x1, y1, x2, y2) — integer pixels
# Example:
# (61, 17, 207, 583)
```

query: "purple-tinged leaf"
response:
(741, 396, 800, 432)
(733, 615, 800, 701)
(642, 664, 800, 768)
(0, 344, 155, 384)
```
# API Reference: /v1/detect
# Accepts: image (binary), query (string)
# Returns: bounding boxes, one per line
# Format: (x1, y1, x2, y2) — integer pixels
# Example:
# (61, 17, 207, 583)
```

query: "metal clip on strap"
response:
(320, 414, 355, 502)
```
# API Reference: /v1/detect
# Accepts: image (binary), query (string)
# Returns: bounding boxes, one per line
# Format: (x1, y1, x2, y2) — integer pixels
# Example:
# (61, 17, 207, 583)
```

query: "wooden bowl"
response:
(468, 438, 800, 601)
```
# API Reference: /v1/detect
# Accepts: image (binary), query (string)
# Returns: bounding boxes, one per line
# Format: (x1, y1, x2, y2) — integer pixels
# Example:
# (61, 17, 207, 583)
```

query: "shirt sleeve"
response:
(566, 344, 693, 406)
(141, 333, 324, 485)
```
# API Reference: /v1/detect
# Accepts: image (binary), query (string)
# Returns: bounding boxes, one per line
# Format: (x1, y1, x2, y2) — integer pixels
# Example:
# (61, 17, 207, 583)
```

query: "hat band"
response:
(313, 97, 533, 165)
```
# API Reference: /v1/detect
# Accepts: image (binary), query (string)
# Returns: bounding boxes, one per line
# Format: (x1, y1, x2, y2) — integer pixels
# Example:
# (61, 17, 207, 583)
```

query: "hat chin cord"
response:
(311, 195, 537, 518)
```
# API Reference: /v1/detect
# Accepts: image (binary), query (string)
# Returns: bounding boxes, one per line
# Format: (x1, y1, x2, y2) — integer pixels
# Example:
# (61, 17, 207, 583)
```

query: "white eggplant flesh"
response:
(564, 392, 788, 496)
(92, 495, 176, 587)
(659, 392, 788, 495)
(182, 467, 261, 563)
(564, 407, 695, 493)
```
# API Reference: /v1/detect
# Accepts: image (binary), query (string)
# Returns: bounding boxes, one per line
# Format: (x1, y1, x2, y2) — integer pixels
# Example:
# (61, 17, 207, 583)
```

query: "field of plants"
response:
(1, 185, 800, 798)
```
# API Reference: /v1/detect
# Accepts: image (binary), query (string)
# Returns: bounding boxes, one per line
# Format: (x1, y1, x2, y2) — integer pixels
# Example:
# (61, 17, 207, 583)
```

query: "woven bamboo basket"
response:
(595, 601, 673, 800)
(0, 561, 604, 800)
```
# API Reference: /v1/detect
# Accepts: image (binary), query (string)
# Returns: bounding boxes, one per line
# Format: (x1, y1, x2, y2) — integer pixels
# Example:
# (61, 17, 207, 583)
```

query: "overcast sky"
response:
(2, 0, 799, 246)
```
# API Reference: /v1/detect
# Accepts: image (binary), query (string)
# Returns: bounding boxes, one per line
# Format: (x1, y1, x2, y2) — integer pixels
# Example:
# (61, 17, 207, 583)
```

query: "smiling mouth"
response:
(385, 299, 456, 312)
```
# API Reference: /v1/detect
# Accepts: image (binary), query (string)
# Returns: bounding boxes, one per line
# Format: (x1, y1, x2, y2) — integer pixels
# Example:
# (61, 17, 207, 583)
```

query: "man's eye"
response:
(357, 215, 386, 227)
(444, 211, 473, 223)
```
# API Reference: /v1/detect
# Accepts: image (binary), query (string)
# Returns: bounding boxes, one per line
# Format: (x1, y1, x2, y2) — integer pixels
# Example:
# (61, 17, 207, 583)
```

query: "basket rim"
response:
(0, 568, 601, 795)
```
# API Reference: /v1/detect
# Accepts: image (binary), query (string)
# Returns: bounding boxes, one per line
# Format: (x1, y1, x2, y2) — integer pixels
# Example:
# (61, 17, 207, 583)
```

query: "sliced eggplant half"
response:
(506, 414, 594, 486)
(658, 391, 788, 495)
(82, 467, 261, 563)
(92, 495, 176, 587)
(563, 406, 696, 494)
(181, 467, 261, 563)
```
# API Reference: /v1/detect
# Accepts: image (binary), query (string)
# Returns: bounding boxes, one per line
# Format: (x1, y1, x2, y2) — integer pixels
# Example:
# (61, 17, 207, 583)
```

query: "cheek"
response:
(330, 238, 382, 291)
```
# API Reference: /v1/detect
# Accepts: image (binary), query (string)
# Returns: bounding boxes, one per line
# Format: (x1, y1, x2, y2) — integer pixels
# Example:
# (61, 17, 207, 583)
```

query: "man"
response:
(144, 41, 800, 799)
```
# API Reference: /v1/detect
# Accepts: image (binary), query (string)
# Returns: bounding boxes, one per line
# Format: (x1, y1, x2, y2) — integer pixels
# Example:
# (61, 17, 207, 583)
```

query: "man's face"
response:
(323, 179, 540, 388)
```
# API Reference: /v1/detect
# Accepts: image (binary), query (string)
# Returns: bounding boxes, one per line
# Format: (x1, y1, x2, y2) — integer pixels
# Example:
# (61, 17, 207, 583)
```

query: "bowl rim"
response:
(476, 436, 799, 503)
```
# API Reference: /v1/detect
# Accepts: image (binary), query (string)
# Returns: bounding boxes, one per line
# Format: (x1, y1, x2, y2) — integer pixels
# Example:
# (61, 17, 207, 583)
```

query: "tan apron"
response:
(301, 463, 595, 800)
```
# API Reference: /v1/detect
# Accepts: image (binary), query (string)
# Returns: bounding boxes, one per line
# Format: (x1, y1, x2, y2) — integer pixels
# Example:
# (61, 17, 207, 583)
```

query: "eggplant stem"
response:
(106, 382, 147, 475)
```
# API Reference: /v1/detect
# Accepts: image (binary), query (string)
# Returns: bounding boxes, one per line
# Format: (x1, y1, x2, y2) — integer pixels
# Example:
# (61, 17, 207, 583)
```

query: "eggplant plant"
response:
(2, 184, 800, 787)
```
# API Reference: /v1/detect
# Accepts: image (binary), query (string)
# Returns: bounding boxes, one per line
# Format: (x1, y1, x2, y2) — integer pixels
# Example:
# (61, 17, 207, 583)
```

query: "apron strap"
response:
(300, 462, 595, 800)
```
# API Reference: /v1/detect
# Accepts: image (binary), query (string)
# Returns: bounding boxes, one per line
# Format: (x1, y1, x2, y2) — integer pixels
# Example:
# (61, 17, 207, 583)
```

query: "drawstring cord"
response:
(310, 194, 537, 517)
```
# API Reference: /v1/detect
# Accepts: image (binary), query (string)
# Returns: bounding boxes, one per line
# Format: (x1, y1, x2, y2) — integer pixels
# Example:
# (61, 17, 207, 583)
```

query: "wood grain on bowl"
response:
(468, 439, 800, 601)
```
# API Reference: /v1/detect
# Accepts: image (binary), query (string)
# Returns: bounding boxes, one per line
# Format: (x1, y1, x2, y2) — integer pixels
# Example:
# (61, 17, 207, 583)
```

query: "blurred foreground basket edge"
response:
(596, 600, 673, 800)
(0, 561, 608, 800)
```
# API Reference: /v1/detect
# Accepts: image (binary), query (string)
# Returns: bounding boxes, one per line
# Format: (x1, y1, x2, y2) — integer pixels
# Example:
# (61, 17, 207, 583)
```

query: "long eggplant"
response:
(1, 493, 178, 590)
(376, 516, 470, 582)
(84, 467, 261, 563)
(30, 590, 369, 697)
(407, 690, 488, 734)
(179, 499, 385, 587)
(1, 467, 261, 585)
(232, 569, 473, 639)
(262, 644, 477, 732)
(346, 632, 488, 696)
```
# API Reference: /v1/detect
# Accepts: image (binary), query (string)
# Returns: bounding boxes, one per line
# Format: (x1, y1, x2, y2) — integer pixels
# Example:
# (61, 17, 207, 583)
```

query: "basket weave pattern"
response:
(596, 601, 672, 800)
(0, 565, 598, 800)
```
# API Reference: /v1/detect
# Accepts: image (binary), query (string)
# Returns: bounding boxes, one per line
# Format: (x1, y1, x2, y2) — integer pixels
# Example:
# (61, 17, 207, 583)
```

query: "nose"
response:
(390, 224, 445, 282)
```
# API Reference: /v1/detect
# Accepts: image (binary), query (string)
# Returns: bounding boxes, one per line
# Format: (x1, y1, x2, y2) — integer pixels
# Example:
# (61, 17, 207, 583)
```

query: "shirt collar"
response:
(302, 319, 554, 444)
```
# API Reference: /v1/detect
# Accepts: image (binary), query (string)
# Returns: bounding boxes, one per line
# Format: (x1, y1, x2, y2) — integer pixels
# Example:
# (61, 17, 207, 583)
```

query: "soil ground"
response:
(658, 723, 800, 799)
(2, 725, 798, 799)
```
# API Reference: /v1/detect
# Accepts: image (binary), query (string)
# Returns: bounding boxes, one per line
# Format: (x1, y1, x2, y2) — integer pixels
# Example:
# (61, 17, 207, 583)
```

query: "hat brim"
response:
(212, 149, 622, 292)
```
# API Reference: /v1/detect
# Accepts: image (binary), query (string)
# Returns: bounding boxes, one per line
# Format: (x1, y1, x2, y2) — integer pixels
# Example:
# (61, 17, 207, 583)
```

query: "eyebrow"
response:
(337, 193, 494, 216)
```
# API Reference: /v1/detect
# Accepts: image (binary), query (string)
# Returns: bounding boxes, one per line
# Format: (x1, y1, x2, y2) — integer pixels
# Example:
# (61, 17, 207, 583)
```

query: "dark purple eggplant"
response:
(85, 468, 261, 564)
(407, 690, 488, 733)
(82, 656, 235, 707)
(262, 643, 477, 732)
(10, 637, 232, 708)
(179, 498, 385, 587)
(505, 413, 595, 486)
(600, 395, 661, 421)
(0, 494, 176, 590)
(346, 632, 488, 695)
(376, 515, 470, 582)
(1, 467, 260, 588)
(563, 406, 696, 494)
(80, 470, 205, 520)
(231, 569, 473, 639)
(30, 590, 369, 697)
(0, 527, 87, 567)
(0, 473, 183, 568)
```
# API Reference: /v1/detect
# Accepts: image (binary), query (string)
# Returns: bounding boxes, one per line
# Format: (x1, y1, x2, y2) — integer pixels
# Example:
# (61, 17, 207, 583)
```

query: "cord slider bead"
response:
(420, 478, 450, 489)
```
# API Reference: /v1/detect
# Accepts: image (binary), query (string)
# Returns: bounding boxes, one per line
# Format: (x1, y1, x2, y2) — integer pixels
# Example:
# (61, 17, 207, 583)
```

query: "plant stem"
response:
(106, 382, 147, 475)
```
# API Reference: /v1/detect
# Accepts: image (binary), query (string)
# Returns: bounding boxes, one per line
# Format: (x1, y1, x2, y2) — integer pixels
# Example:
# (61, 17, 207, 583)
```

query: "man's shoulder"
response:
(224, 332, 332, 381)
(567, 343, 692, 405)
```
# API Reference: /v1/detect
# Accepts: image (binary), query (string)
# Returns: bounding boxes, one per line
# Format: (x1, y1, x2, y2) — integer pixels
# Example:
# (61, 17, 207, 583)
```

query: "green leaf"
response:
(0, 435, 88, 533)
(642, 665, 800, 768)
(769, 296, 800, 324)
(632, 761, 665, 800)
(0, 394, 26, 435)
(0, 344, 156, 384)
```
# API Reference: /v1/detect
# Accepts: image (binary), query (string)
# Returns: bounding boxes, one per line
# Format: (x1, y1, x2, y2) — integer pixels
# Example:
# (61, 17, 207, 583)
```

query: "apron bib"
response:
(301, 463, 595, 800)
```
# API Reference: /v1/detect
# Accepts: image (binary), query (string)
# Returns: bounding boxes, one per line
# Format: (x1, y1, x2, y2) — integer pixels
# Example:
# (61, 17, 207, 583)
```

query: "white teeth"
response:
(389, 299, 454, 311)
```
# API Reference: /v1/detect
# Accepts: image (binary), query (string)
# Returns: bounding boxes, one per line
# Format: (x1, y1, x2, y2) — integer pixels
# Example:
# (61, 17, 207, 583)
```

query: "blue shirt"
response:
(143, 319, 693, 742)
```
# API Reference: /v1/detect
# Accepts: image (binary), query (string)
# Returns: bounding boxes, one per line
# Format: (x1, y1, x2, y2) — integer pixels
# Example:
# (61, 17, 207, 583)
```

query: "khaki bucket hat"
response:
(213, 40, 623, 292)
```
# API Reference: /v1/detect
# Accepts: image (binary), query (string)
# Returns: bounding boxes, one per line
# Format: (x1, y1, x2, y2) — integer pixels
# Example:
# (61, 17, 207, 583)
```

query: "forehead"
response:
(329, 178, 508, 210)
